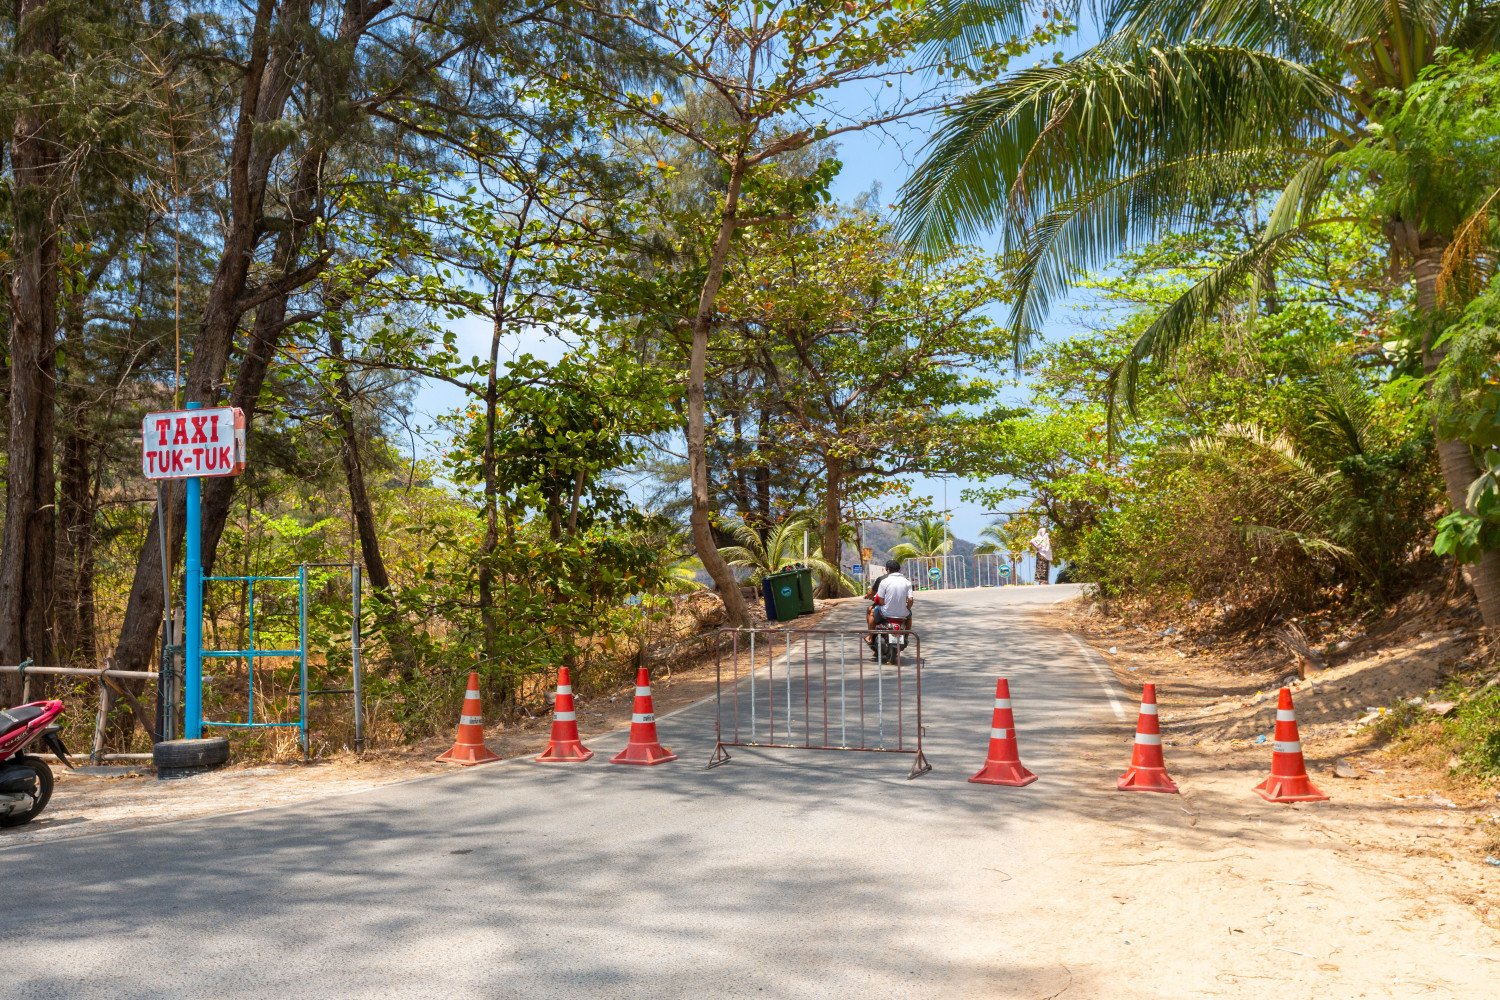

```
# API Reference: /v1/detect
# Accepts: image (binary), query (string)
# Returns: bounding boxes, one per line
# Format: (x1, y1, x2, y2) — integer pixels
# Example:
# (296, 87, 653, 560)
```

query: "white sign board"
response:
(142, 406, 247, 480)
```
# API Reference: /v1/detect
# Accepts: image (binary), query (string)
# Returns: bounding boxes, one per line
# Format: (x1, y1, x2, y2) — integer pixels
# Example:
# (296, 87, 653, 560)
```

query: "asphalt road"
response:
(4, 585, 1139, 1000)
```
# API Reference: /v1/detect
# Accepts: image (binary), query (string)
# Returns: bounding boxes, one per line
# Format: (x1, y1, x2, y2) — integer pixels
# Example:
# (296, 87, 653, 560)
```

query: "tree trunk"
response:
(54, 286, 101, 668)
(477, 192, 534, 664)
(687, 158, 751, 626)
(1, 0, 62, 701)
(819, 458, 846, 597)
(328, 326, 391, 593)
(56, 415, 98, 666)
(753, 405, 772, 528)
(1414, 243, 1500, 629)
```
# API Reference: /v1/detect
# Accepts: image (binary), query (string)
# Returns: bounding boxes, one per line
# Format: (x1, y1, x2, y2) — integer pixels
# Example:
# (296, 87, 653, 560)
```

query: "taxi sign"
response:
(142, 406, 247, 479)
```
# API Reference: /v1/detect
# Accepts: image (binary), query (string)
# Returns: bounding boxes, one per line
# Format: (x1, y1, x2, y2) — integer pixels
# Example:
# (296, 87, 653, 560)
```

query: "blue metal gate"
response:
(201, 566, 309, 752)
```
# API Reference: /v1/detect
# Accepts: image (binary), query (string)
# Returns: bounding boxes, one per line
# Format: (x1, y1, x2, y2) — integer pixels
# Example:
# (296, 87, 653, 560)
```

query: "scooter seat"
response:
(0, 705, 46, 737)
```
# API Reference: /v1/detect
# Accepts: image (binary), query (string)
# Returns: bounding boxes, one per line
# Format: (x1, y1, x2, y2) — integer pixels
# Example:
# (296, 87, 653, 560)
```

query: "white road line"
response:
(1066, 633, 1127, 721)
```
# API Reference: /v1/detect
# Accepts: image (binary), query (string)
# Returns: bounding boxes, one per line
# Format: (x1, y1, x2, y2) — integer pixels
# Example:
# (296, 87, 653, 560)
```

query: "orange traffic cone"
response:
(536, 665, 593, 763)
(610, 666, 676, 765)
(1254, 687, 1328, 803)
(1117, 683, 1179, 793)
(436, 670, 501, 766)
(968, 678, 1037, 786)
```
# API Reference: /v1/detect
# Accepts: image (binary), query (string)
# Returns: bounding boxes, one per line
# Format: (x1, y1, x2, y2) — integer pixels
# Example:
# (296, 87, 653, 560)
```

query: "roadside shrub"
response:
(1449, 686, 1500, 778)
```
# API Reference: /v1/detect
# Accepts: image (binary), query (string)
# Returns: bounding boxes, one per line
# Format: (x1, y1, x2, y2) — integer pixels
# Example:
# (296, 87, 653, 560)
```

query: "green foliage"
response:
(1337, 52, 1500, 244)
(1449, 686, 1500, 777)
(901, 0, 1500, 424)
(962, 215, 1440, 613)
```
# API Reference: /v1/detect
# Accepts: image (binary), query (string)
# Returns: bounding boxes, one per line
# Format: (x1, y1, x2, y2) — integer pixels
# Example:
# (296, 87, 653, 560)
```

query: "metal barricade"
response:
(902, 554, 969, 590)
(708, 628, 931, 778)
(974, 553, 1017, 587)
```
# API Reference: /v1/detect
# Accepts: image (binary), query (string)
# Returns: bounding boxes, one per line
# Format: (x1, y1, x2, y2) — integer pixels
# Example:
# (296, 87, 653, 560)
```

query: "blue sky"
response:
(411, 17, 1102, 546)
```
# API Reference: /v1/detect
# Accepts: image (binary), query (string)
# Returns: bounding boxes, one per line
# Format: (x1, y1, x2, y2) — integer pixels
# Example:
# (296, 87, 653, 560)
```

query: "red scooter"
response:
(1, 699, 72, 828)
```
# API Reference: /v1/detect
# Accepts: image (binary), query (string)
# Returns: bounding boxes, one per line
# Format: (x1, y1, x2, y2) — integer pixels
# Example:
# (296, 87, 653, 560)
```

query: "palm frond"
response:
(1240, 522, 1361, 567)
(716, 545, 764, 569)
(918, 0, 1035, 60)
(889, 542, 922, 561)
(1439, 185, 1500, 303)
(1302, 356, 1377, 457)
(1097, 0, 1361, 58)
(1176, 420, 1373, 577)
(899, 40, 1341, 257)
(1451, 2, 1500, 52)
(1011, 148, 1301, 348)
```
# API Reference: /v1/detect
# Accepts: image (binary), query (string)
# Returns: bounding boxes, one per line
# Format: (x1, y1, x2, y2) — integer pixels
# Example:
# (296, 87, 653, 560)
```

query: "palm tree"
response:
(972, 520, 1012, 556)
(890, 515, 953, 560)
(716, 516, 852, 590)
(900, 0, 1500, 626)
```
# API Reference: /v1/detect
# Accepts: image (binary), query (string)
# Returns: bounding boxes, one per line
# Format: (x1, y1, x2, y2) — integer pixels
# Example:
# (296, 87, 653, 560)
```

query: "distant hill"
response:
(846, 520, 976, 570)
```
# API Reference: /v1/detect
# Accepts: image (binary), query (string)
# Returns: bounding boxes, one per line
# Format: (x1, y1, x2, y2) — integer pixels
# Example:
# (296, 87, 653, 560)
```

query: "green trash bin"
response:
(794, 566, 815, 615)
(766, 570, 802, 622)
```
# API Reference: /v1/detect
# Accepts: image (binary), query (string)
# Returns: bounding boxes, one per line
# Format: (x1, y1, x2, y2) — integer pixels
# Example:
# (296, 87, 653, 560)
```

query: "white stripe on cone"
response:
(552, 710, 576, 721)
(1276, 709, 1296, 721)
(1274, 740, 1302, 754)
(994, 698, 1011, 709)
(557, 685, 572, 695)
(459, 715, 483, 726)
(632, 713, 654, 724)
(990, 728, 1011, 740)
(1139, 703, 1158, 715)
(635, 686, 652, 697)
(1134, 733, 1162, 745)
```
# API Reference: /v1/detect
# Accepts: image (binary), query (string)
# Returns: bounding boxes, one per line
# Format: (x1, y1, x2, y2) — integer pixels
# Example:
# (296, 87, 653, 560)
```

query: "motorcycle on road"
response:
(1, 700, 73, 828)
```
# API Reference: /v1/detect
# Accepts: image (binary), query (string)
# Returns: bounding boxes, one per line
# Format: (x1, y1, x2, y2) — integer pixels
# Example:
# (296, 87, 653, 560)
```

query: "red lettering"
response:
(155, 418, 172, 446)
(172, 419, 189, 445)
(171, 451, 185, 472)
(145, 452, 157, 474)
(218, 445, 232, 469)
(204, 446, 220, 470)
(190, 415, 209, 444)
(209, 414, 220, 442)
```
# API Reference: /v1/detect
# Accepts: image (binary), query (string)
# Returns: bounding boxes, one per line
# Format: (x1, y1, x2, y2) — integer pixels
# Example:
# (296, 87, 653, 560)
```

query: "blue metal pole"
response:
(298, 564, 309, 755)
(184, 401, 204, 740)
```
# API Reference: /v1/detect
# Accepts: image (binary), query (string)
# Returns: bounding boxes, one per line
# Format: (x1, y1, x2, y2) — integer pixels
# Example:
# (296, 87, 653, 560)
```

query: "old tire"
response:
(152, 737, 230, 771)
(0, 755, 53, 827)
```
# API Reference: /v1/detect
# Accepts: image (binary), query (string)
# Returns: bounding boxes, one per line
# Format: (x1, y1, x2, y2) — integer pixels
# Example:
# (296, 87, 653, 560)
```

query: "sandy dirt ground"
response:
(1039, 599, 1500, 940)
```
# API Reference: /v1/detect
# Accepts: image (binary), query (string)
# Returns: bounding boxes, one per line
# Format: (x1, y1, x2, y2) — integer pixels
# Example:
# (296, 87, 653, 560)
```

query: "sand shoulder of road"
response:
(1037, 598, 1500, 935)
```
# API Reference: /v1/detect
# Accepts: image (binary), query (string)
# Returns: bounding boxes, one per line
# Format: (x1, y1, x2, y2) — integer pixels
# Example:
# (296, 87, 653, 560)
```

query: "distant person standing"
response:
(1030, 526, 1052, 585)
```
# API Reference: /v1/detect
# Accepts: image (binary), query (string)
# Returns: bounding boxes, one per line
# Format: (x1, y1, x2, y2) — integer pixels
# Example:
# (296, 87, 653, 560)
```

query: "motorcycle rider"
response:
(867, 557, 914, 630)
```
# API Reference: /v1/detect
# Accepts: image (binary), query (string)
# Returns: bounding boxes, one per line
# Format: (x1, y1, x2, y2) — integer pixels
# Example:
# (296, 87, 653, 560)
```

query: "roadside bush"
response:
(1449, 686, 1500, 778)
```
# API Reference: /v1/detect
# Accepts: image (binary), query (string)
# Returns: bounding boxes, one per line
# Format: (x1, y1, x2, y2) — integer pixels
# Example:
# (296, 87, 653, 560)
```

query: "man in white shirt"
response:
(873, 559, 913, 626)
